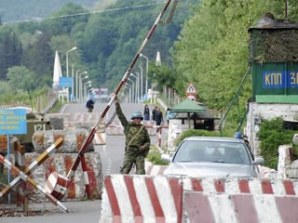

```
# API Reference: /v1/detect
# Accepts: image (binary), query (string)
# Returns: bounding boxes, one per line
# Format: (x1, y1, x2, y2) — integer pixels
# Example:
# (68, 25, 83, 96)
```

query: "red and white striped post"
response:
(80, 155, 93, 199)
(12, 137, 27, 209)
(0, 153, 69, 212)
(0, 137, 64, 197)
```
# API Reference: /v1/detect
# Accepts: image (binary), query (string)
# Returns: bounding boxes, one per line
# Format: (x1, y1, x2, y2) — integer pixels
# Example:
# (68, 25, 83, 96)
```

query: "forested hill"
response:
(0, 0, 100, 23)
(0, 0, 196, 91)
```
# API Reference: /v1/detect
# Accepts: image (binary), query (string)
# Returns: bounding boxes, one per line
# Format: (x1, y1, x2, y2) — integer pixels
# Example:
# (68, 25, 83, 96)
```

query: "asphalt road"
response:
(1, 200, 101, 223)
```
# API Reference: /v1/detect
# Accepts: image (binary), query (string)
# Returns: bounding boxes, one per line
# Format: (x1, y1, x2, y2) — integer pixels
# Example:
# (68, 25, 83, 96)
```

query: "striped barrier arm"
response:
(0, 137, 63, 197)
(0, 154, 68, 212)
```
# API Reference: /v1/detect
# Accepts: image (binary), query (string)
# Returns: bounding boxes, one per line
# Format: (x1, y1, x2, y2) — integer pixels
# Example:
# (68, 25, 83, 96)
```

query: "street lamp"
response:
(84, 80, 92, 100)
(80, 76, 89, 102)
(138, 65, 143, 101)
(75, 70, 87, 101)
(122, 84, 130, 103)
(140, 53, 149, 97)
(76, 71, 88, 102)
(130, 73, 139, 103)
(66, 46, 77, 102)
(66, 47, 77, 77)
(127, 78, 135, 103)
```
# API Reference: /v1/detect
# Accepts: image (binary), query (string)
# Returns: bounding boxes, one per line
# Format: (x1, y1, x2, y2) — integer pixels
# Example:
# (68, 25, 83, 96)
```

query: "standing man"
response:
(154, 107, 163, 130)
(86, 90, 95, 112)
(154, 107, 163, 146)
(143, 104, 150, 121)
(152, 106, 157, 121)
(114, 97, 151, 174)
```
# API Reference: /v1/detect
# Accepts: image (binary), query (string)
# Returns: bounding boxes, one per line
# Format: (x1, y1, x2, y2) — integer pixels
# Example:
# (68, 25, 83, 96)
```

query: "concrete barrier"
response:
(182, 177, 298, 195)
(184, 191, 298, 223)
(100, 175, 183, 223)
(23, 152, 103, 200)
(145, 161, 167, 176)
(99, 176, 298, 223)
(106, 121, 123, 135)
(94, 130, 106, 145)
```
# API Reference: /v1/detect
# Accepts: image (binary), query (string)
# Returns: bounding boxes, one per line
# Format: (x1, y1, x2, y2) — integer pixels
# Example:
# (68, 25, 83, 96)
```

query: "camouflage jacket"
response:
(115, 102, 150, 155)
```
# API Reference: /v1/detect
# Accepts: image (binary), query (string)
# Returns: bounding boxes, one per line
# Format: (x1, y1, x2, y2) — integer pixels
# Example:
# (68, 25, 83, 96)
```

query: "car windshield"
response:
(173, 140, 251, 165)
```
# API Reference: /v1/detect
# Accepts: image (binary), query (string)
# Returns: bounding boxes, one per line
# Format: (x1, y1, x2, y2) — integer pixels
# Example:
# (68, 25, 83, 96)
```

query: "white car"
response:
(162, 136, 264, 178)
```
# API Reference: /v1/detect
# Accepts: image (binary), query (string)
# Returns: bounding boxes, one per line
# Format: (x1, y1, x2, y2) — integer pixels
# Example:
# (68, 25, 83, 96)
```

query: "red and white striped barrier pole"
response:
(0, 153, 68, 213)
(12, 137, 27, 208)
(80, 155, 93, 199)
(0, 137, 64, 197)
(67, 0, 176, 181)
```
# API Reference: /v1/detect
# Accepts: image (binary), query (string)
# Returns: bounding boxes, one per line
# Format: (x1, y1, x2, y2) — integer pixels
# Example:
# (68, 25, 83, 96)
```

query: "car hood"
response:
(163, 162, 257, 178)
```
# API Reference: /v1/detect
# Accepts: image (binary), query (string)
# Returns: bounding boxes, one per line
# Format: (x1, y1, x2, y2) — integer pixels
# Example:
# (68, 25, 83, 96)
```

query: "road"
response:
(1, 102, 161, 223)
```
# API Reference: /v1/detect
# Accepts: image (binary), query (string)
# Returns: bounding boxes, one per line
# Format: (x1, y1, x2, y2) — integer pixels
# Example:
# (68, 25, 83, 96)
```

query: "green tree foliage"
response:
(172, 0, 298, 129)
(43, 3, 89, 36)
(0, 27, 22, 79)
(0, 1, 195, 94)
(21, 31, 53, 87)
(257, 118, 295, 169)
(7, 66, 35, 90)
(149, 63, 177, 92)
(49, 34, 82, 72)
(77, 0, 196, 90)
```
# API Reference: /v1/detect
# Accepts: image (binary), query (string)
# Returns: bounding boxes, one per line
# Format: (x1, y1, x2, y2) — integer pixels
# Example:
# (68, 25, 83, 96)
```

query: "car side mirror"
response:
(253, 156, 264, 165)
(161, 153, 172, 162)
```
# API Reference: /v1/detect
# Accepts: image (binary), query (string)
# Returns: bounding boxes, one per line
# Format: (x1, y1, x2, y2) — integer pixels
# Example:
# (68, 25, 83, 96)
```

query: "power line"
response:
(3, 1, 166, 25)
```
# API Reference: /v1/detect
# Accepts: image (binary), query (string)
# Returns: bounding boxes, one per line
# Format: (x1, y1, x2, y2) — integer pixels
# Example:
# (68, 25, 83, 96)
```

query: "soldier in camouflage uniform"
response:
(115, 97, 151, 174)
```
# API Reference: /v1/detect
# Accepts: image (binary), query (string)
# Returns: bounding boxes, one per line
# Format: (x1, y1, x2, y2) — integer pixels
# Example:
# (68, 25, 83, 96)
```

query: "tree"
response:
(0, 28, 22, 79)
(7, 66, 35, 90)
(172, 0, 295, 112)
(43, 3, 89, 36)
(22, 31, 53, 87)
(149, 63, 177, 92)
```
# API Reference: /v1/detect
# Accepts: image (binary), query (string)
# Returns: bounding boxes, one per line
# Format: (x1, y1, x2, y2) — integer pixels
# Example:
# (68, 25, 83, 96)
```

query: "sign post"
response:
(59, 77, 73, 102)
(186, 83, 197, 100)
(0, 108, 27, 203)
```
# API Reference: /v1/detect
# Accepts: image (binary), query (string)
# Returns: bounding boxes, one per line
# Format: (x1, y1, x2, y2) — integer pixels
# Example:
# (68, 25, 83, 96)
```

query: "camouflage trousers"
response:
(120, 151, 145, 175)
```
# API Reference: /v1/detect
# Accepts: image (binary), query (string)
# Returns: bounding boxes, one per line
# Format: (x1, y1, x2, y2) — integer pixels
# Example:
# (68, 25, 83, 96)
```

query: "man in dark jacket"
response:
(115, 97, 151, 174)
(154, 107, 163, 126)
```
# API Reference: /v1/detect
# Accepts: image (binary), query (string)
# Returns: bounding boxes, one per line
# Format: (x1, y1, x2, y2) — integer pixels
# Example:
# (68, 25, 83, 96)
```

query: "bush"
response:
(147, 145, 169, 165)
(258, 118, 296, 169)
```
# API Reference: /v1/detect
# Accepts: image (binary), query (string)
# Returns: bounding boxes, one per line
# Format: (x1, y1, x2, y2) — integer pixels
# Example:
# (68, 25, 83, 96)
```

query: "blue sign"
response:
(287, 71, 298, 88)
(262, 70, 298, 89)
(262, 71, 284, 89)
(0, 109, 27, 135)
(59, 77, 73, 87)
